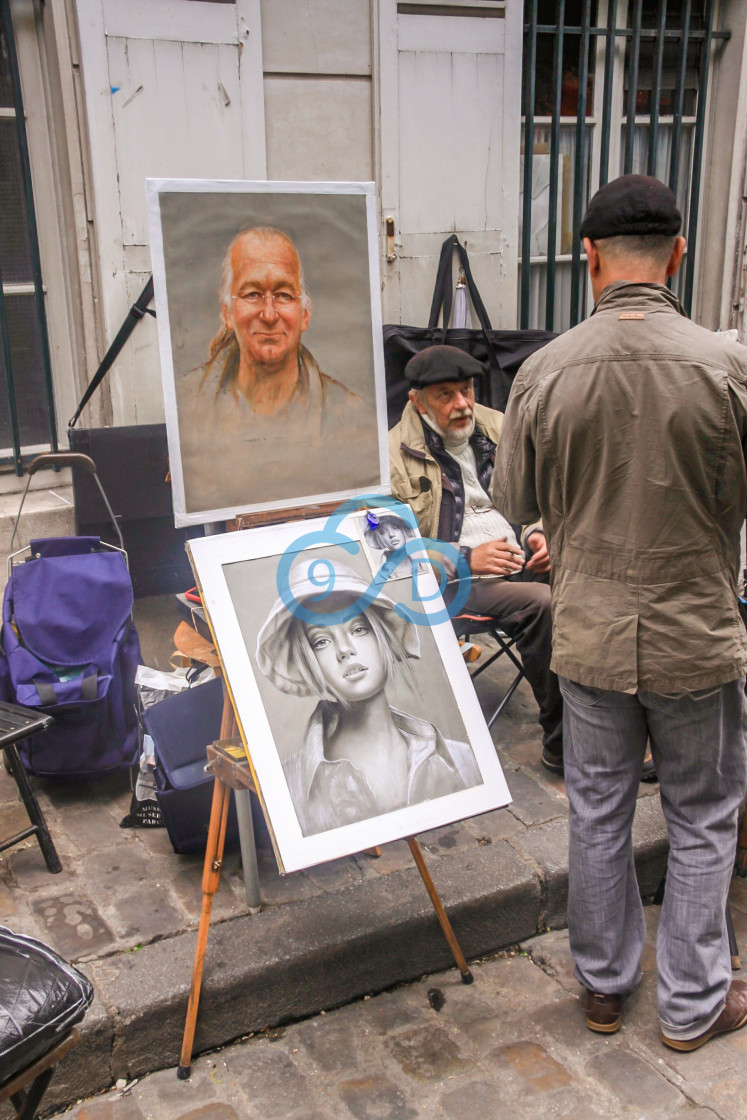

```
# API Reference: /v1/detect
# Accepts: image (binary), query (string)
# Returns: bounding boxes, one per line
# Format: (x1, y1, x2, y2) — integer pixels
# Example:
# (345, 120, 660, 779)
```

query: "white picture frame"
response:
(187, 512, 511, 874)
(146, 179, 390, 527)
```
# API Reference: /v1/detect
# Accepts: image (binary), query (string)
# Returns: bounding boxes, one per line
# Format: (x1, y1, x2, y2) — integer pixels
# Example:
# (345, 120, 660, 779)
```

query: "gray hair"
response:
(592, 234, 678, 269)
(218, 226, 312, 312)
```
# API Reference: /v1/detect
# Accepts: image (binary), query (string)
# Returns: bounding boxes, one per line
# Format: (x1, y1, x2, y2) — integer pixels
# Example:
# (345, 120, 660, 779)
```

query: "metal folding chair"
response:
(0, 701, 61, 873)
(452, 612, 526, 729)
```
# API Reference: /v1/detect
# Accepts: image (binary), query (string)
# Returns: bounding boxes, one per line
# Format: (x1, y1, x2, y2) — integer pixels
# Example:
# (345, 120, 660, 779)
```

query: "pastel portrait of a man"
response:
(160, 191, 382, 520)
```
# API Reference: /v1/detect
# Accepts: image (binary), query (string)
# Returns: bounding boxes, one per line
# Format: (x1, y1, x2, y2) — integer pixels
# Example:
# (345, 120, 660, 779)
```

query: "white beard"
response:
(424, 407, 476, 447)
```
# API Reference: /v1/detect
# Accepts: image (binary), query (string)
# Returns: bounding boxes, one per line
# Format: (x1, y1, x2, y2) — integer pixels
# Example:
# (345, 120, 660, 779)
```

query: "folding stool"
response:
(452, 612, 526, 729)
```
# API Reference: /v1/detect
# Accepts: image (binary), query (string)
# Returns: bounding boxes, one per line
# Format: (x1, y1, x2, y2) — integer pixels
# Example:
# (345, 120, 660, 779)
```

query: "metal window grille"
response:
(520, 0, 730, 332)
(0, 0, 58, 475)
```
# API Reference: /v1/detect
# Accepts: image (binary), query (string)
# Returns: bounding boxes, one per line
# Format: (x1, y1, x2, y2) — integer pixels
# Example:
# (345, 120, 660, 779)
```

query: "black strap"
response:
(428, 235, 461, 330)
(427, 235, 498, 371)
(34, 673, 98, 706)
(68, 276, 155, 428)
(34, 681, 56, 706)
(81, 674, 98, 701)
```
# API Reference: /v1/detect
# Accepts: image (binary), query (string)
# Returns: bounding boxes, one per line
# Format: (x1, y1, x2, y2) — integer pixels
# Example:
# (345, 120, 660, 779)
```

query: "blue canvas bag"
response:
(0, 536, 141, 776)
(144, 676, 239, 854)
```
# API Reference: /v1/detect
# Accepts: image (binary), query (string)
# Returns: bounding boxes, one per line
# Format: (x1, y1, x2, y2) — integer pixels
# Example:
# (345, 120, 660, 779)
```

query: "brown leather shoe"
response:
(661, 980, 747, 1051)
(585, 989, 622, 1034)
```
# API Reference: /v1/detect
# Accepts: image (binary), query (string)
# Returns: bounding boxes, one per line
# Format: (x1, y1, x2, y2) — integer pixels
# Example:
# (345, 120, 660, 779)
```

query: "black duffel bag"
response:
(0, 926, 93, 1084)
(383, 234, 556, 427)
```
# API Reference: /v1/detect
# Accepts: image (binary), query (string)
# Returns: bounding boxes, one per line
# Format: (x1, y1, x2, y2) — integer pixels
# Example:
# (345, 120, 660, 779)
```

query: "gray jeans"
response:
(559, 676, 747, 1039)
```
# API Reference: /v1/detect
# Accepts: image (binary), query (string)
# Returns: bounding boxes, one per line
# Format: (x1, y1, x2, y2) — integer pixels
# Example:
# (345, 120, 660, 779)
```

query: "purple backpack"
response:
(0, 537, 141, 776)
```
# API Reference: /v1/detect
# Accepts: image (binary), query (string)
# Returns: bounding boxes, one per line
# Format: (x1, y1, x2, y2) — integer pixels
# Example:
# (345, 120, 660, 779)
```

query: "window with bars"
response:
(519, 0, 728, 333)
(0, 1, 57, 474)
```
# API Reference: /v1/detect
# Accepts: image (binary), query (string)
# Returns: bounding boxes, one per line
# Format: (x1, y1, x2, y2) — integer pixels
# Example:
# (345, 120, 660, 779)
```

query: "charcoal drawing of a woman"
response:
(363, 513, 418, 581)
(255, 559, 481, 836)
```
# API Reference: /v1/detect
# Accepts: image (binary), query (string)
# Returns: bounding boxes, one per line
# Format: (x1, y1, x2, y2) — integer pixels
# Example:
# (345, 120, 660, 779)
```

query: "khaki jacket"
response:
(493, 281, 747, 692)
(389, 401, 505, 541)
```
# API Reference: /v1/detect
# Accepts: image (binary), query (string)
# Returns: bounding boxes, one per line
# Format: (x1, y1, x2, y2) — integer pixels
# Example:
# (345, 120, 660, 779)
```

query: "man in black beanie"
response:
(493, 175, 747, 1049)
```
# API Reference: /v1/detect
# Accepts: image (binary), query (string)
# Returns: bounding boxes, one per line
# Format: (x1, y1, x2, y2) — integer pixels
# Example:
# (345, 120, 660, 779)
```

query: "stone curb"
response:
(42, 809, 670, 1112)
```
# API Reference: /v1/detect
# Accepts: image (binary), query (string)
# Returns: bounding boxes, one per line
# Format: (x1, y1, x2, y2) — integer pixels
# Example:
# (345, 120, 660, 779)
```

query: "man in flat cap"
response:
(493, 174, 747, 1049)
(389, 344, 564, 773)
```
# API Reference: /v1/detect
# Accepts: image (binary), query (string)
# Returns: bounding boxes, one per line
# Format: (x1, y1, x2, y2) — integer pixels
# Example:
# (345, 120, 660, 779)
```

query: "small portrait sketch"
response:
(358, 512, 428, 583)
(254, 558, 481, 836)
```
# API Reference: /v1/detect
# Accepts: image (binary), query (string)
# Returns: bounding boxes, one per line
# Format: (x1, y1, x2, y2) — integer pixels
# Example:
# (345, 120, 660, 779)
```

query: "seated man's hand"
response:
(469, 539, 525, 577)
(525, 531, 550, 574)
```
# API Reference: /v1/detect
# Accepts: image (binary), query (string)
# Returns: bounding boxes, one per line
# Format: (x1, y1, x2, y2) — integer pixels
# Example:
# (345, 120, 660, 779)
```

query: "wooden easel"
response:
(178, 733, 474, 1079)
(177, 503, 475, 1079)
(738, 809, 747, 877)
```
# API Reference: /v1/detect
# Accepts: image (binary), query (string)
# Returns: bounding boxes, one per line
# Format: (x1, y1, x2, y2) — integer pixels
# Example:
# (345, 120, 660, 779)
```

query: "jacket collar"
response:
(299, 701, 458, 803)
(592, 280, 688, 318)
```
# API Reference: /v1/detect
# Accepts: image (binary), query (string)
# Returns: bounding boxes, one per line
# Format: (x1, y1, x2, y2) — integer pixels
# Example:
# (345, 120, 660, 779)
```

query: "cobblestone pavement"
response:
(49, 874, 747, 1120)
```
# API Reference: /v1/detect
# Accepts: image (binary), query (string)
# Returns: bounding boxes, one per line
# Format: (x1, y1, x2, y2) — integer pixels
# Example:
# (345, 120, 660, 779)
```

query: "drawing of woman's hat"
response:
(255, 557, 420, 695)
(363, 513, 414, 547)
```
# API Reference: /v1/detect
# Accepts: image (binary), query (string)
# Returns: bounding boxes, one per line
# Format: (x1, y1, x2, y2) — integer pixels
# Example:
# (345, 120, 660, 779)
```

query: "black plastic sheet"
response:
(0, 926, 93, 1085)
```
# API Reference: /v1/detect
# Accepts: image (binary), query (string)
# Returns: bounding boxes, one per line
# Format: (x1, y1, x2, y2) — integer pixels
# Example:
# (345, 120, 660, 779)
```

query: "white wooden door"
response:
(377, 0, 522, 329)
(75, 0, 266, 424)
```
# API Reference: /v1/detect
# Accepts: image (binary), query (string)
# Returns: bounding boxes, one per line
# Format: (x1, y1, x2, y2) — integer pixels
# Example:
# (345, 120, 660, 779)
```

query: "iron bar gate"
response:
(520, 0, 730, 332)
(0, 0, 58, 474)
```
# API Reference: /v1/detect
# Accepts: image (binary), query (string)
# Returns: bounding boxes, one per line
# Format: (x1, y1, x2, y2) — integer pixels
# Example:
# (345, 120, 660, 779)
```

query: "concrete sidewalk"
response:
(0, 595, 670, 1116)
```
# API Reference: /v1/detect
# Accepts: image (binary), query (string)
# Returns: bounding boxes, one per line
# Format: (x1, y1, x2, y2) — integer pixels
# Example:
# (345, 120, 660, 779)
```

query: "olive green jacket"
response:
(492, 281, 747, 692)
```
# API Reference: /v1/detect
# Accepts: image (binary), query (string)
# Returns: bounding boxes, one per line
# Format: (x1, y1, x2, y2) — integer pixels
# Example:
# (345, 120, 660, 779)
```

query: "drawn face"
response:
(417, 379, 476, 441)
(379, 522, 407, 553)
(304, 614, 388, 702)
(222, 232, 310, 370)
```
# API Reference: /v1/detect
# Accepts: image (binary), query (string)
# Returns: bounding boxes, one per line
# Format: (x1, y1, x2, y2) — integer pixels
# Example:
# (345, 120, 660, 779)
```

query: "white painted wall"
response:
(68, 0, 523, 426)
(377, 0, 521, 329)
(261, 0, 374, 181)
(73, 0, 266, 425)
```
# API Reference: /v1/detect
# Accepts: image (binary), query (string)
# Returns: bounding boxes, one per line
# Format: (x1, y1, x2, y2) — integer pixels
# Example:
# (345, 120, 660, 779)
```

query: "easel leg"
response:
(407, 837, 473, 984)
(217, 680, 261, 911)
(219, 678, 237, 739)
(737, 805, 747, 877)
(727, 905, 741, 970)
(235, 789, 261, 912)
(178, 777, 231, 1079)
